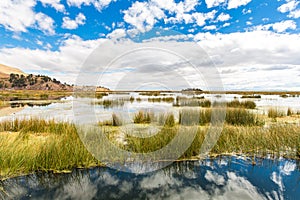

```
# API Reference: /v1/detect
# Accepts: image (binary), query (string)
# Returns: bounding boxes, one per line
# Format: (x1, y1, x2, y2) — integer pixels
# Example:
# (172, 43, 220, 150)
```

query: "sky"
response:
(0, 0, 300, 90)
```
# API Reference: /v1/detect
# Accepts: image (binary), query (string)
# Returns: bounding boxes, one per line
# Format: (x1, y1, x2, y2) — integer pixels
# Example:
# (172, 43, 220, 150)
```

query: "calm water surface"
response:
(1, 156, 299, 200)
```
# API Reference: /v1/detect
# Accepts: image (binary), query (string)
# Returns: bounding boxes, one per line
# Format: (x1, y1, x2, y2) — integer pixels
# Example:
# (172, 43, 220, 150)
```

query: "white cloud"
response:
(192, 10, 217, 26)
(62, 13, 86, 30)
(277, 0, 300, 19)
(106, 28, 127, 39)
(35, 12, 55, 35)
(242, 8, 252, 14)
(123, 0, 202, 33)
(0, 0, 56, 34)
(272, 20, 296, 32)
(203, 25, 217, 30)
(39, 0, 65, 12)
(227, 0, 252, 9)
(0, 35, 105, 84)
(66, 0, 115, 11)
(252, 20, 296, 33)
(246, 21, 252, 25)
(223, 22, 230, 27)
(194, 30, 300, 90)
(216, 13, 231, 22)
(123, 1, 165, 32)
(0, 0, 36, 32)
(288, 9, 300, 18)
(205, 0, 226, 8)
(277, 0, 299, 13)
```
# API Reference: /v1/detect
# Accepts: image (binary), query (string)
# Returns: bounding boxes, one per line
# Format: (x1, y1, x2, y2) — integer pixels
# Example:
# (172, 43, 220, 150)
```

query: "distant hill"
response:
(0, 64, 72, 91)
(0, 64, 27, 78)
(0, 64, 110, 91)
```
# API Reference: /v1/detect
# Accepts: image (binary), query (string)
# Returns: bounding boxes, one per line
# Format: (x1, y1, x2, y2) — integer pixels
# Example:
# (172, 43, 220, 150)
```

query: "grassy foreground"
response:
(0, 119, 100, 180)
(1, 113, 300, 179)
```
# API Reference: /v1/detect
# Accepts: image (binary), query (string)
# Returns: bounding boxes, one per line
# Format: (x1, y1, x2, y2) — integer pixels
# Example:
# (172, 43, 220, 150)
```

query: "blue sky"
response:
(0, 0, 300, 90)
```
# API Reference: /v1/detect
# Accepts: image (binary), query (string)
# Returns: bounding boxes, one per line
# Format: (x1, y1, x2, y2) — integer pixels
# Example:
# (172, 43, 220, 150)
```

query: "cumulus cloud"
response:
(62, 13, 86, 29)
(123, 0, 209, 33)
(192, 10, 217, 26)
(253, 20, 296, 33)
(277, 0, 299, 13)
(1, 26, 300, 90)
(278, 0, 300, 19)
(123, 1, 165, 32)
(0, 35, 104, 84)
(35, 12, 55, 35)
(216, 13, 231, 22)
(0, 0, 56, 34)
(66, 0, 115, 11)
(203, 25, 217, 30)
(39, 0, 65, 12)
(194, 30, 300, 90)
(227, 0, 252, 9)
(205, 0, 226, 8)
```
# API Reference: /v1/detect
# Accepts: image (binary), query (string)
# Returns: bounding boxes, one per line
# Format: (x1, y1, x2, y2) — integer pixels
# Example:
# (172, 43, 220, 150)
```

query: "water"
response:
(1, 156, 299, 199)
(1, 92, 300, 123)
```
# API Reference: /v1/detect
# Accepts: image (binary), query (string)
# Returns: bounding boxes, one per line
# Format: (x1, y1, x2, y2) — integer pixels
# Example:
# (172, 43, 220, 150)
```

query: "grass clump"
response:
(158, 113, 175, 127)
(178, 108, 262, 126)
(112, 113, 122, 126)
(148, 97, 174, 103)
(133, 110, 153, 124)
(287, 108, 293, 116)
(225, 108, 261, 126)
(174, 98, 211, 107)
(268, 108, 285, 118)
(227, 100, 256, 109)
(121, 123, 300, 159)
(0, 119, 100, 179)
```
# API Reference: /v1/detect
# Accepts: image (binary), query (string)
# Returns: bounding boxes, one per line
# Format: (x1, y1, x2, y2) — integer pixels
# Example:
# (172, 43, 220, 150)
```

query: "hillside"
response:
(0, 64, 27, 78)
(0, 64, 72, 91)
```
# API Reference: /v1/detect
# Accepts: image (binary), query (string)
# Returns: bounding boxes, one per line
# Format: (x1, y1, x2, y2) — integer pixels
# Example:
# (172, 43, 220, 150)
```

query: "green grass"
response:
(133, 110, 153, 124)
(158, 113, 175, 127)
(174, 97, 211, 107)
(226, 100, 256, 109)
(148, 97, 174, 103)
(0, 119, 100, 179)
(179, 108, 262, 126)
(0, 90, 71, 101)
(93, 99, 125, 108)
(122, 124, 300, 159)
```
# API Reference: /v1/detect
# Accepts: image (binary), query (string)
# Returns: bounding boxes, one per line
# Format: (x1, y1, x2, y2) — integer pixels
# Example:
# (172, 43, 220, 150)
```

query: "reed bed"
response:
(174, 98, 256, 109)
(0, 90, 71, 101)
(0, 119, 99, 179)
(268, 108, 286, 118)
(226, 100, 256, 109)
(93, 99, 126, 108)
(179, 108, 262, 126)
(123, 124, 300, 160)
(148, 97, 174, 103)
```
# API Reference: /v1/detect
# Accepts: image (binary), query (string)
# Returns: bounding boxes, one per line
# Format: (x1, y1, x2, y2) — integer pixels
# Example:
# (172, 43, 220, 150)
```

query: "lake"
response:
(1, 156, 299, 199)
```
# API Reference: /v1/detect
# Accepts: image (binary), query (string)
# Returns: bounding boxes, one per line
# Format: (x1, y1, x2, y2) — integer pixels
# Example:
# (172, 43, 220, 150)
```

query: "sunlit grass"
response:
(0, 90, 71, 101)
(268, 108, 285, 118)
(0, 119, 100, 179)
(122, 124, 300, 160)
